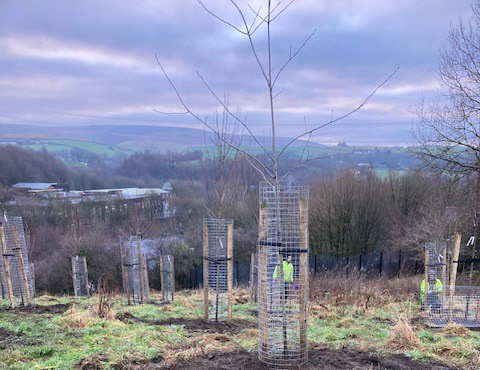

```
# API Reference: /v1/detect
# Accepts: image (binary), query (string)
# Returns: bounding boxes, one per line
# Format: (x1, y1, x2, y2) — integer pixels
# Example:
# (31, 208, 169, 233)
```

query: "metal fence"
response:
(187, 249, 422, 291)
(311, 250, 423, 278)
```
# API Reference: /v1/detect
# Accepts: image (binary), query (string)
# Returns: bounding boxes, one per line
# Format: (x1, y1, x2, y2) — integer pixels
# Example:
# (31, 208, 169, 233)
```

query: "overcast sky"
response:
(0, 0, 473, 145)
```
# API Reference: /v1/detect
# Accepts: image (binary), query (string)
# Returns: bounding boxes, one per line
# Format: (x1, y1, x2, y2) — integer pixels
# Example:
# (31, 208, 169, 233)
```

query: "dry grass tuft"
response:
(60, 306, 94, 328)
(442, 323, 470, 336)
(96, 275, 115, 320)
(334, 317, 355, 328)
(162, 334, 236, 365)
(233, 288, 249, 304)
(386, 317, 422, 350)
(310, 275, 420, 311)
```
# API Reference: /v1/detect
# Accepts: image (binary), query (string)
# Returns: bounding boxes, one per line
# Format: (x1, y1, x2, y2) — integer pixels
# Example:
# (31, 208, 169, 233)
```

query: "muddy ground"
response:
(117, 312, 256, 334)
(0, 303, 71, 315)
(0, 327, 35, 350)
(116, 345, 458, 370)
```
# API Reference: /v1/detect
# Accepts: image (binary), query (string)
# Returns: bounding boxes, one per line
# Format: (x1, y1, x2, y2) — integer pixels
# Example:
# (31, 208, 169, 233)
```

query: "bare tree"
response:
(196, 104, 241, 219)
(412, 1, 480, 280)
(157, 1, 397, 186)
(157, 1, 396, 365)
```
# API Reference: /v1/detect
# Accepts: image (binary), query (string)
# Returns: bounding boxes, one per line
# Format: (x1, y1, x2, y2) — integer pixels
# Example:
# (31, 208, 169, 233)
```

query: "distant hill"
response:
(0, 123, 325, 154)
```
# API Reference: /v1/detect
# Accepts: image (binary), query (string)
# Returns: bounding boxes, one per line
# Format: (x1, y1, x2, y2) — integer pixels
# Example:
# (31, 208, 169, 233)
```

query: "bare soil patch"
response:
(0, 327, 27, 349)
(117, 312, 256, 334)
(119, 345, 457, 370)
(0, 303, 71, 315)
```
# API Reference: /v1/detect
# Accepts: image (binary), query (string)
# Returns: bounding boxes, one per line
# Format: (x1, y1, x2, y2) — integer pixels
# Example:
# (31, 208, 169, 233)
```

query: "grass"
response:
(0, 138, 132, 157)
(1, 283, 480, 369)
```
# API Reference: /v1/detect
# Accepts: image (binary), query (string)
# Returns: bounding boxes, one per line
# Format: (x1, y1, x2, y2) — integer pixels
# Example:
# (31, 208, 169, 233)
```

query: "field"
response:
(0, 139, 132, 158)
(1, 276, 478, 369)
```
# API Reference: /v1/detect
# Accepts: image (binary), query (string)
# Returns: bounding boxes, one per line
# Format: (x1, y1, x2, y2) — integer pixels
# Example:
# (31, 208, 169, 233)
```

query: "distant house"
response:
(12, 182, 60, 191)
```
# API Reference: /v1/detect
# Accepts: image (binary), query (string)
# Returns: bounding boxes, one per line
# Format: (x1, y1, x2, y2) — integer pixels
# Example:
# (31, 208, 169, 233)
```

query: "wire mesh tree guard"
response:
(423, 241, 480, 327)
(120, 236, 150, 305)
(203, 218, 233, 321)
(0, 217, 35, 308)
(160, 254, 174, 302)
(258, 181, 309, 369)
(71, 256, 89, 297)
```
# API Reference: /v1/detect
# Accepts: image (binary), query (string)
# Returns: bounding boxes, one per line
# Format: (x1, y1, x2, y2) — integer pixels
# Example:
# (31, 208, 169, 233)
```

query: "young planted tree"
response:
(157, 1, 396, 366)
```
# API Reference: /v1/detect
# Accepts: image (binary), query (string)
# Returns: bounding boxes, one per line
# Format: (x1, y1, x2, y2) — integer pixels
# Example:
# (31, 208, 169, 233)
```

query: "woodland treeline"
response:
(0, 144, 474, 294)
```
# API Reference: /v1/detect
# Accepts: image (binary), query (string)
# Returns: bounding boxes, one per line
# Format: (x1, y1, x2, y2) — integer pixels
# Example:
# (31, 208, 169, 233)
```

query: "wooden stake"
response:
(424, 246, 429, 290)
(203, 223, 209, 320)
(169, 256, 175, 302)
(0, 225, 15, 308)
(136, 240, 144, 304)
(249, 252, 255, 303)
(259, 203, 268, 353)
(227, 223, 233, 321)
(299, 199, 308, 351)
(159, 256, 165, 301)
(13, 224, 31, 306)
(71, 256, 78, 297)
(142, 255, 150, 303)
(120, 240, 131, 305)
(450, 233, 462, 295)
(442, 244, 447, 302)
(83, 257, 89, 297)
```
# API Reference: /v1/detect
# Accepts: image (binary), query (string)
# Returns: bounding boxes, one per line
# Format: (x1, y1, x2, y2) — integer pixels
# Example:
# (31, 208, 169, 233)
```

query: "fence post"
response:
(358, 254, 362, 272)
(346, 257, 349, 277)
(379, 251, 383, 277)
(0, 225, 15, 308)
(203, 224, 209, 320)
(227, 223, 233, 321)
(414, 260, 418, 275)
(398, 250, 402, 277)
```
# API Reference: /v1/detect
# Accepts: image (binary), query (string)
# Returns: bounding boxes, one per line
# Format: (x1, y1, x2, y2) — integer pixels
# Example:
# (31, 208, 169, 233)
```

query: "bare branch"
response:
(272, 29, 317, 87)
(196, 71, 275, 162)
(278, 67, 400, 159)
(155, 54, 274, 177)
(280, 149, 356, 181)
(197, 0, 247, 35)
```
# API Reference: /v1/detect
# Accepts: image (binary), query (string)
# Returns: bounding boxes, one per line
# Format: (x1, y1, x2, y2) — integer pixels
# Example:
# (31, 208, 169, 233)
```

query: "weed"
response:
(386, 317, 422, 350)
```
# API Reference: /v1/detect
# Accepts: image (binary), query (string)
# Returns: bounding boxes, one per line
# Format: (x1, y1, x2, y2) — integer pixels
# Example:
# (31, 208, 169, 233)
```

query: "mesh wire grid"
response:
(203, 218, 233, 321)
(423, 242, 480, 327)
(249, 252, 258, 303)
(425, 286, 480, 327)
(120, 236, 150, 305)
(0, 217, 35, 306)
(71, 256, 89, 297)
(160, 255, 174, 302)
(258, 181, 309, 369)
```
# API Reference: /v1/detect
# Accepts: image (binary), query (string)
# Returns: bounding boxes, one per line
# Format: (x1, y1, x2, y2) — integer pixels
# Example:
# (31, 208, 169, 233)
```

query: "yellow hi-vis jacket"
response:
(273, 261, 293, 282)
(420, 279, 443, 302)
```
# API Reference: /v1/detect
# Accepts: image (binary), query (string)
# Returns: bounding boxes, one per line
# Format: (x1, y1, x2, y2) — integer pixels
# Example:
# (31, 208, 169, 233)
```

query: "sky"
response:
(0, 0, 474, 146)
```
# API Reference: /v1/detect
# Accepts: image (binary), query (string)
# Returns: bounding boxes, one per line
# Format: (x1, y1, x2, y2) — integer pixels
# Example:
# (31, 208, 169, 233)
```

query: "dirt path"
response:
(0, 303, 71, 315)
(117, 312, 256, 334)
(117, 345, 458, 370)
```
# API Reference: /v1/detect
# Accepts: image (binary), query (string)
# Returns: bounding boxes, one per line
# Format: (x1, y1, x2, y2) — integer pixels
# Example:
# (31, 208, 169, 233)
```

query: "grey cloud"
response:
(0, 0, 474, 145)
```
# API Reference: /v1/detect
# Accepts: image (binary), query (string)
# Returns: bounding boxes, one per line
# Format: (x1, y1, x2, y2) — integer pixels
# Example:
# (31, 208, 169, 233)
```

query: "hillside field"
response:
(0, 277, 478, 369)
